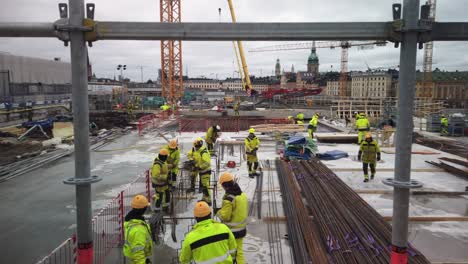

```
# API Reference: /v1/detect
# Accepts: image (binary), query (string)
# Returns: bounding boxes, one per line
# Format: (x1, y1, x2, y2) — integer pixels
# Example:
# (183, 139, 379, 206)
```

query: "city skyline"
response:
(1, 0, 467, 81)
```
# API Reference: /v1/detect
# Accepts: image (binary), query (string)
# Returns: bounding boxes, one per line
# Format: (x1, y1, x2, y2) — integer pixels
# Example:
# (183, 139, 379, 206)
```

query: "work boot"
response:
(249, 173, 255, 179)
(363, 178, 369, 183)
(371, 175, 375, 180)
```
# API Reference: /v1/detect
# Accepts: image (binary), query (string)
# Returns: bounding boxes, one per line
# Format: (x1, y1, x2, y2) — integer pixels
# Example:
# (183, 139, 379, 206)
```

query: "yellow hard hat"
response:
(249, 128, 255, 134)
(168, 139, 178, 149)
(193, 201, 211, 217)
(131, 195, 150, 209)
(193, 137, 203, 146)
(365, 132, 372, 139)
(219, 172, 234, 185)
(159, 148, 169, 156)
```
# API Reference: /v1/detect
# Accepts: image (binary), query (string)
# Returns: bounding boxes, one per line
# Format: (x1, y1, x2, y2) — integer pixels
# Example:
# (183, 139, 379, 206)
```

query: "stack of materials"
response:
(276, 159, 430, 264)
(250, 123, 304, 133)
(283, 135, 317, 160)
(448, 114, 465, 136)
(425, 114, 441, 132)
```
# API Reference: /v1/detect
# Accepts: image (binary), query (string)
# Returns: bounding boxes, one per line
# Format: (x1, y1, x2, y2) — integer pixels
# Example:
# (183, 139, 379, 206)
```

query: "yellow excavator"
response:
(226, 0, 256, 96)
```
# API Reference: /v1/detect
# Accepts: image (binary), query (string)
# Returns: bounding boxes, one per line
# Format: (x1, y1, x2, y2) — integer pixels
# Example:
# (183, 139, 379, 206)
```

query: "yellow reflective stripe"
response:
(131, 245, 145, 252)
(195, 252, 230, 264)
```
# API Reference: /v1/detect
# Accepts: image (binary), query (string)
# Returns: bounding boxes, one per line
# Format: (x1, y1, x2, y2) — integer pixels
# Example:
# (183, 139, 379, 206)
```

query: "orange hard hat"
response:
(219, 172, 234, 185)
(159, 148, 169, 156)
(194, 201, 211, 217)
(131, 195, 150, 209)
(168, 139, 178, 149)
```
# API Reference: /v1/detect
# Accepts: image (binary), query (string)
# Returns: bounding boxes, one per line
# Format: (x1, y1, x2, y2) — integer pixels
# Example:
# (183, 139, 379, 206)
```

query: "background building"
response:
(351, 72, 393, 98)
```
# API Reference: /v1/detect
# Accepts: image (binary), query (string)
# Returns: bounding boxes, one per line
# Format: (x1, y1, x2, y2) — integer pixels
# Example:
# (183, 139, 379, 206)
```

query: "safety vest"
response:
(360, 139, 381, 163)
(296, 113, 304, 121)
(194, 146, 211, 175)
(123, 219, 153, 263)
(441, 117, 448, 127)
(151, 158, 168, 186)
(163, 145, 180, 174)
(205, 127, 218, 144)
(179, 219, 237, 264)
(245, 136, 260, 154)
(308, 115, 318, 128)
(356, 118, 370, 131)
(217, 193, 248, 239)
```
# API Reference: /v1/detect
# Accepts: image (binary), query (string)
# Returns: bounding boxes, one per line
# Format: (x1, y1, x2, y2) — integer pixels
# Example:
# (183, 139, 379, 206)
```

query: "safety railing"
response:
(178, 117, 291, 132)
(138, 109, 175, 136)
(37, 170, 152, 264)
(36, 235, 77, 264)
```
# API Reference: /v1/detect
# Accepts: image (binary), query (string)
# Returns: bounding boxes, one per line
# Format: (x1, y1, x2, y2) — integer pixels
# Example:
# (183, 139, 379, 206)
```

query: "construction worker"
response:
(355, 112, 370, 144)
(164, 139, 180, 189)
(216, 172, 248, 264)
(233, 101, 240, 116)
(160, 103, 171, 111)
(440, 115, 449, 136)
(287, 116, 295, 124)
(245, 128, 260, 178)
(179, 201, 237, 264)
(186, 144, 201, 194)
(358, 132, 381, 183)
(123, 195, 153, 264)
(296, 112, 304, 124)
(205, 125, 221, 153)
(151, 148, 170, 212)
(193, 137, 212, 205)
(308, 112, 319, 139)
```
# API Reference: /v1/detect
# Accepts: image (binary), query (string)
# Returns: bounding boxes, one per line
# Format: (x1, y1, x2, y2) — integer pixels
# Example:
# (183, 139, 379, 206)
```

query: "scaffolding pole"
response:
(391, 0, 420, 263)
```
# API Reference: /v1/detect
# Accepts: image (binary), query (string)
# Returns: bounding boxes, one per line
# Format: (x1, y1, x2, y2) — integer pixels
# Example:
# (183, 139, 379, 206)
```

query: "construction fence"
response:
(36, 170, 153, 264)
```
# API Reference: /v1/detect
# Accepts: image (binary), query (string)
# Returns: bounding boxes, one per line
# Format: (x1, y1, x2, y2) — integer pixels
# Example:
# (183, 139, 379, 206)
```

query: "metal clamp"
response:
(63, 175, 102, 186)
(382, 178, 423, 189)
(54, 3, 97, 47)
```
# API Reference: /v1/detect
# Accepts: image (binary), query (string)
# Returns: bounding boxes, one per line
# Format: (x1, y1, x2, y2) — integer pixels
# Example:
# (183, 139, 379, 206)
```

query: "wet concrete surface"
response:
(0, 132, 157, 264)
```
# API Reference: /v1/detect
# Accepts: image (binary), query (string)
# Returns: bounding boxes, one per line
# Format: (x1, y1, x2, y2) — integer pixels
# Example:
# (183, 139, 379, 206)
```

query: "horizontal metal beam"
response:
(95, 22, 392, 41)
(0, 21, 467, 41)
(432, 22, 468, 41)
(0, 22, 55, 38)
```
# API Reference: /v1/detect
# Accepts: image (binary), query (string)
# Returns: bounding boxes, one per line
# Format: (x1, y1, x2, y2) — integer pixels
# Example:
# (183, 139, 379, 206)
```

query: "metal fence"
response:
(37, 170, 152, 264)
(178, 117, 291, 132)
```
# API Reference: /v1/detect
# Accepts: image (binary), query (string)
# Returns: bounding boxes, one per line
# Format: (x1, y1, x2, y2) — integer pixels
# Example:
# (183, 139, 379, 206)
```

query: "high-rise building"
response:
(275, 59, 281, 78)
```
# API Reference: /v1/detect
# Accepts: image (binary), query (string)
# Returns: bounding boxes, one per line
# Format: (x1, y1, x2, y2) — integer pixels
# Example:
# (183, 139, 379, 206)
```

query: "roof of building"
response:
(416, 70, 468, 82)
(0, 53, 71, 84)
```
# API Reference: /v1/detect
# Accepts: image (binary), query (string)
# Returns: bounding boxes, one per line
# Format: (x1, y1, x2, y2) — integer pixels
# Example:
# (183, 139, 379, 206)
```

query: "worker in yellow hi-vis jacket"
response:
(151, 148, 170, 212)
(216, 172, 248, 264)
(245, 128, 260, 178)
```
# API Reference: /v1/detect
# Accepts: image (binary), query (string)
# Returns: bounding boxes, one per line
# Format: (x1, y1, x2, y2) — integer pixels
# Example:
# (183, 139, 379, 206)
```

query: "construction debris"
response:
(276, 158, 430, 264)
(414, 132, 468, 158)
(425, 160, 468, 180)
(439, 157, 468, 168)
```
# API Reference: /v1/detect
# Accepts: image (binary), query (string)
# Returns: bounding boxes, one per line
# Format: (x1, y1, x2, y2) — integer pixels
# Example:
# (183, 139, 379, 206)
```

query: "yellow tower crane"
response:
(226, 0, 254, 95)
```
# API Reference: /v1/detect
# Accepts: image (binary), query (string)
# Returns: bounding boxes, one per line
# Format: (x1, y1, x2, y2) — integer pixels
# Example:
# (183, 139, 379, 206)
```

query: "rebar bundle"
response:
(276, 158, 431, 264)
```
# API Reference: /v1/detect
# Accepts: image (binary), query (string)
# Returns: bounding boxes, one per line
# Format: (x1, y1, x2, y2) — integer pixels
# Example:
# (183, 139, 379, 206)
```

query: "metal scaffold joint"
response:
(382, 178, 423, 189)
(63, 175, 102, 186)
(54, 3, 97, 47)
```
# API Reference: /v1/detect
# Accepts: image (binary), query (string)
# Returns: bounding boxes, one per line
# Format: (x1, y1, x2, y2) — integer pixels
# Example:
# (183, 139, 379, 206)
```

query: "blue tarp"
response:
(317, 150, 349, 160)
(287, 135, 307, 145)
(284, 148, 313, 160)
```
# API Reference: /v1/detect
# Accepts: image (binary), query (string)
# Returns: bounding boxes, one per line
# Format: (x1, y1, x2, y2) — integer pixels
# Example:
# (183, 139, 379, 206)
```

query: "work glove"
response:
(377, 153, 381, 161)
(213, 207, 220, 215)
(146, 258, 152, 264)
(357, 151, 362, 161)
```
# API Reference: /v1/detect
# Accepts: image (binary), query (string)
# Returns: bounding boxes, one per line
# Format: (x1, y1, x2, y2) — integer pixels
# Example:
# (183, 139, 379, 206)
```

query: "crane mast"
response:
(227, 0, 253, 95)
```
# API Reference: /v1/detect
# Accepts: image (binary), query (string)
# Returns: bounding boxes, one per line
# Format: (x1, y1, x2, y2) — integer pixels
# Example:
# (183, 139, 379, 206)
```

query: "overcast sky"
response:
(1, 0, 467, 81)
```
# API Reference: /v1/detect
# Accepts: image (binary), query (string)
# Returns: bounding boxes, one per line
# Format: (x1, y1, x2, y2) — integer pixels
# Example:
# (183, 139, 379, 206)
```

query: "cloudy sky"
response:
(1, 0, 467, 81)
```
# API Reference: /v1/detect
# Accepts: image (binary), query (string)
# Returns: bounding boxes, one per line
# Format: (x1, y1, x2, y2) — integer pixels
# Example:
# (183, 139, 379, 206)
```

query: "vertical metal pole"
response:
(392, 0, 420, 263)
(69, 0, 93, 263)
